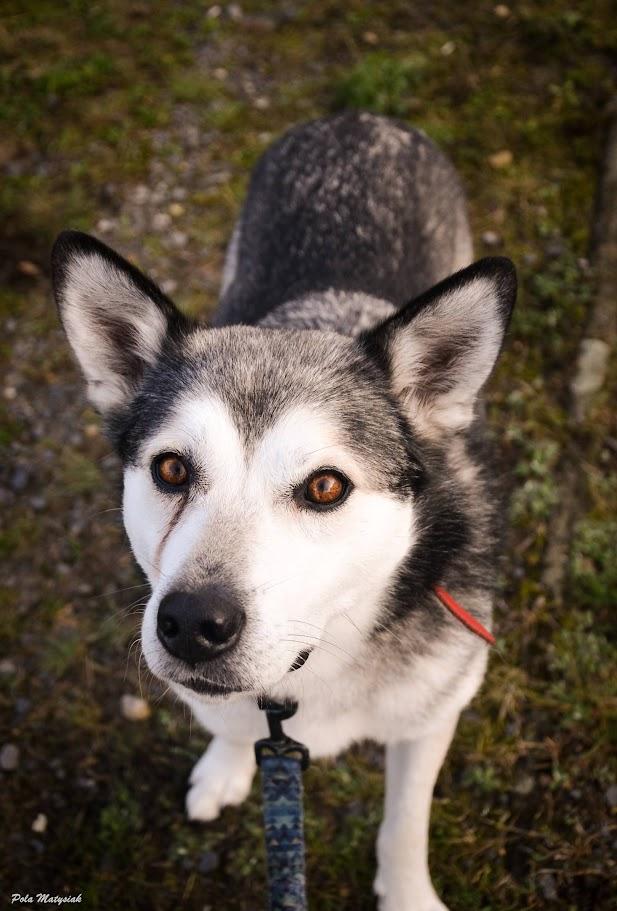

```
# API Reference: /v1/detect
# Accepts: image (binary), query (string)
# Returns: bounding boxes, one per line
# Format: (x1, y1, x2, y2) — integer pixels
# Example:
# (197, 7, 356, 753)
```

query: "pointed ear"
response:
(364, 258, 516, 436)
(51, 231, 190, 414)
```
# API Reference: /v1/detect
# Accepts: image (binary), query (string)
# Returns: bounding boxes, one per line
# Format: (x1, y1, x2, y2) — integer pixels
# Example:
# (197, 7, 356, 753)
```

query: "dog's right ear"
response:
(363, 257, 516, 437)
(52, 231, 190, 414)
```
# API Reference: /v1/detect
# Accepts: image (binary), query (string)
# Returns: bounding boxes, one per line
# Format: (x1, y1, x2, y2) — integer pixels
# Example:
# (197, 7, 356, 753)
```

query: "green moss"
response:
(571, 518, 617, 610)
(170, 74, 221, 105)
(333, 51, 428, 116)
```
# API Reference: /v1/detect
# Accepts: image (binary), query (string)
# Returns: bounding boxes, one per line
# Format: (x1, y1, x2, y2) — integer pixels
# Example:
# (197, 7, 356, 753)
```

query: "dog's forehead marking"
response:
(170, 395, 245, 487)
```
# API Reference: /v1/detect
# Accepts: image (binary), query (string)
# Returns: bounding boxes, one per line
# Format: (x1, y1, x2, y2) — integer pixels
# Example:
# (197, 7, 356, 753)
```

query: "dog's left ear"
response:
(52, 230, 190, 415)
(364, 257, 516, 436)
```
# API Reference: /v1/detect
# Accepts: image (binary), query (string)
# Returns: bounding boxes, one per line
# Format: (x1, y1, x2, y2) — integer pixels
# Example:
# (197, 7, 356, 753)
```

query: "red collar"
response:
(433, 586, 495, 646)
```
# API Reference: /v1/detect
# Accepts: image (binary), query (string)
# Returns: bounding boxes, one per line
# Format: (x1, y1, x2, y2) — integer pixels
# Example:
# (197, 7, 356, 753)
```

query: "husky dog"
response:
(52, 112, 516, 910)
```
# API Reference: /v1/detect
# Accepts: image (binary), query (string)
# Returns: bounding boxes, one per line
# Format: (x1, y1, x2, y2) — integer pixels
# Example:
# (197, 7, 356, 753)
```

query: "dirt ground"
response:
(1, 2, 616, 909)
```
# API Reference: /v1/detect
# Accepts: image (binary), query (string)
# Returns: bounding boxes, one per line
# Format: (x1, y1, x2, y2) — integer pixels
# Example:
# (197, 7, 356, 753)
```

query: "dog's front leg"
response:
(186, 736, 256, 822)
(375, 715, 459, 911)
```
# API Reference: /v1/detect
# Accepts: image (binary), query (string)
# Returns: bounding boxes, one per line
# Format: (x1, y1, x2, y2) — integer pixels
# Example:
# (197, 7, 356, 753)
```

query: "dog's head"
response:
(52, 231, 515, 700)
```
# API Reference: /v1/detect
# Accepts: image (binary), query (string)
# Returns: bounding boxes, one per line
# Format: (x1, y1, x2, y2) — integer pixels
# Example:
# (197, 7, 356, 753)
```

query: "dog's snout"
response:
(156, 586, 245, 665)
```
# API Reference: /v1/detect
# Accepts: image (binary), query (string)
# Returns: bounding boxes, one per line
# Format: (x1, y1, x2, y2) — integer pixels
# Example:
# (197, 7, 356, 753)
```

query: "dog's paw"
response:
(377, 894, 449, 911)
(374, 874, 449, 911)
(186, 736, 256, 822)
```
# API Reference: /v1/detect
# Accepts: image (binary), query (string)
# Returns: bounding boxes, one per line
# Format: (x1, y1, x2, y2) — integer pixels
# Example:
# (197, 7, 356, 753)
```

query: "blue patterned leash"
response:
(255, 699, 310, 911)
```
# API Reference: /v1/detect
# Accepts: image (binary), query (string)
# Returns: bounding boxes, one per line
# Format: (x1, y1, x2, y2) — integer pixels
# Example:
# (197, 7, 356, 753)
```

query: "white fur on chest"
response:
(179, 631, 488, 757)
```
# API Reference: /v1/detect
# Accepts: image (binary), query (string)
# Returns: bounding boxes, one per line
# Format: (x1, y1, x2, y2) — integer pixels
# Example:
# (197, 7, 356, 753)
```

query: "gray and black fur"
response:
(216, 110, 472, 328)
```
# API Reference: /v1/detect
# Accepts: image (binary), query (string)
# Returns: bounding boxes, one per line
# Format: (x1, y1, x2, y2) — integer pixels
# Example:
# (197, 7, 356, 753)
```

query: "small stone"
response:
(169, 230, 188, 249)
(161, 279, 178, 295)
(96, 218, 116, 234)
(488, 149, 513, 169)
(538, 872, 558, 901)
(213, 67, 228, 80)
(606, 784, 617, 808)
(513, 774, 534, 796)
(17, 260, 40, 276)
(32, 813, 47, 834)
(10, 467, 29, 492)
(254, 96, 270, 110)
(132, 183, 150, 205)
(494, 4, 510, 17)
(481, 230, 502, 248)
(184, 125, 200, 149)
(207, 4, 221, 17)
(362, 31, 379, 45)
(571, 338, 610, 417)
(197, 850, 220, 874)
(0, 658, 16, 676)
(29, 496, 47, 512)
(152, 212, 172, 232)
(523, 251, 538, 266)
(0, 743, 20, 771)
(171, 186, 188, 200)
(3, 386, 17, 400)
(120, 694, 151, 721)
(84, 422, 100, 438)
(168, 202, 185, 217)
(227, 3, 242, 20)
(440, 40, 456, 56)
(77, 776, 96, 790)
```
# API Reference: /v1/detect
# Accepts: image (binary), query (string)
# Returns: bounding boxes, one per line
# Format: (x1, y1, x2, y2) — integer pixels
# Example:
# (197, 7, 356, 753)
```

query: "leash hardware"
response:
(255, 699, 310, 771)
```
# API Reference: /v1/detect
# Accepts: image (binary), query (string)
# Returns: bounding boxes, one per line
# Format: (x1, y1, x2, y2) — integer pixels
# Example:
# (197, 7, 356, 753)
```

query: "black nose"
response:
(156, 586, 245, 665)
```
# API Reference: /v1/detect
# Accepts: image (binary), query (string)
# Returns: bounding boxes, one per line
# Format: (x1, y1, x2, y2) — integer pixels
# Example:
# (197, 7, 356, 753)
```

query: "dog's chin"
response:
(170, 676, 248, 702)
(183, 678, 245, 697)
(165, 648, 314, 703)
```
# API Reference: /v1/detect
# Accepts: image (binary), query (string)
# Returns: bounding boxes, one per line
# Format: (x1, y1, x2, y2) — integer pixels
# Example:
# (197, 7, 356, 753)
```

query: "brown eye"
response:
(303, 469, 350, 509)
(153, 453, 189, 489)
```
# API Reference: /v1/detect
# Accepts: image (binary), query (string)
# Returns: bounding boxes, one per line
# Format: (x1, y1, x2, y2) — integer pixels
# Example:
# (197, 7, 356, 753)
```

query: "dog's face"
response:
(52, 231, 515, 700)
(122, 351, 417, 697)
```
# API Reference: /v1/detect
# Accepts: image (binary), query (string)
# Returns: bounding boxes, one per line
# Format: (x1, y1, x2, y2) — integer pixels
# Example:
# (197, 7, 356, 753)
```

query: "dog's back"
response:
(215, 111, 472, 331)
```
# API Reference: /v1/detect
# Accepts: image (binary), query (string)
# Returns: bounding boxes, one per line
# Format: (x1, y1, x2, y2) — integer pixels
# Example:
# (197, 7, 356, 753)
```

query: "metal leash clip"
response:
(254, 698, 310, 771)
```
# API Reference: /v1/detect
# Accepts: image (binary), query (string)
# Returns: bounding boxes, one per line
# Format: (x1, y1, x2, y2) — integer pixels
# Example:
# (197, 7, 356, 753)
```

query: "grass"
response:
(334, 51, 429, 116)
(1, 1, 616, 909)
